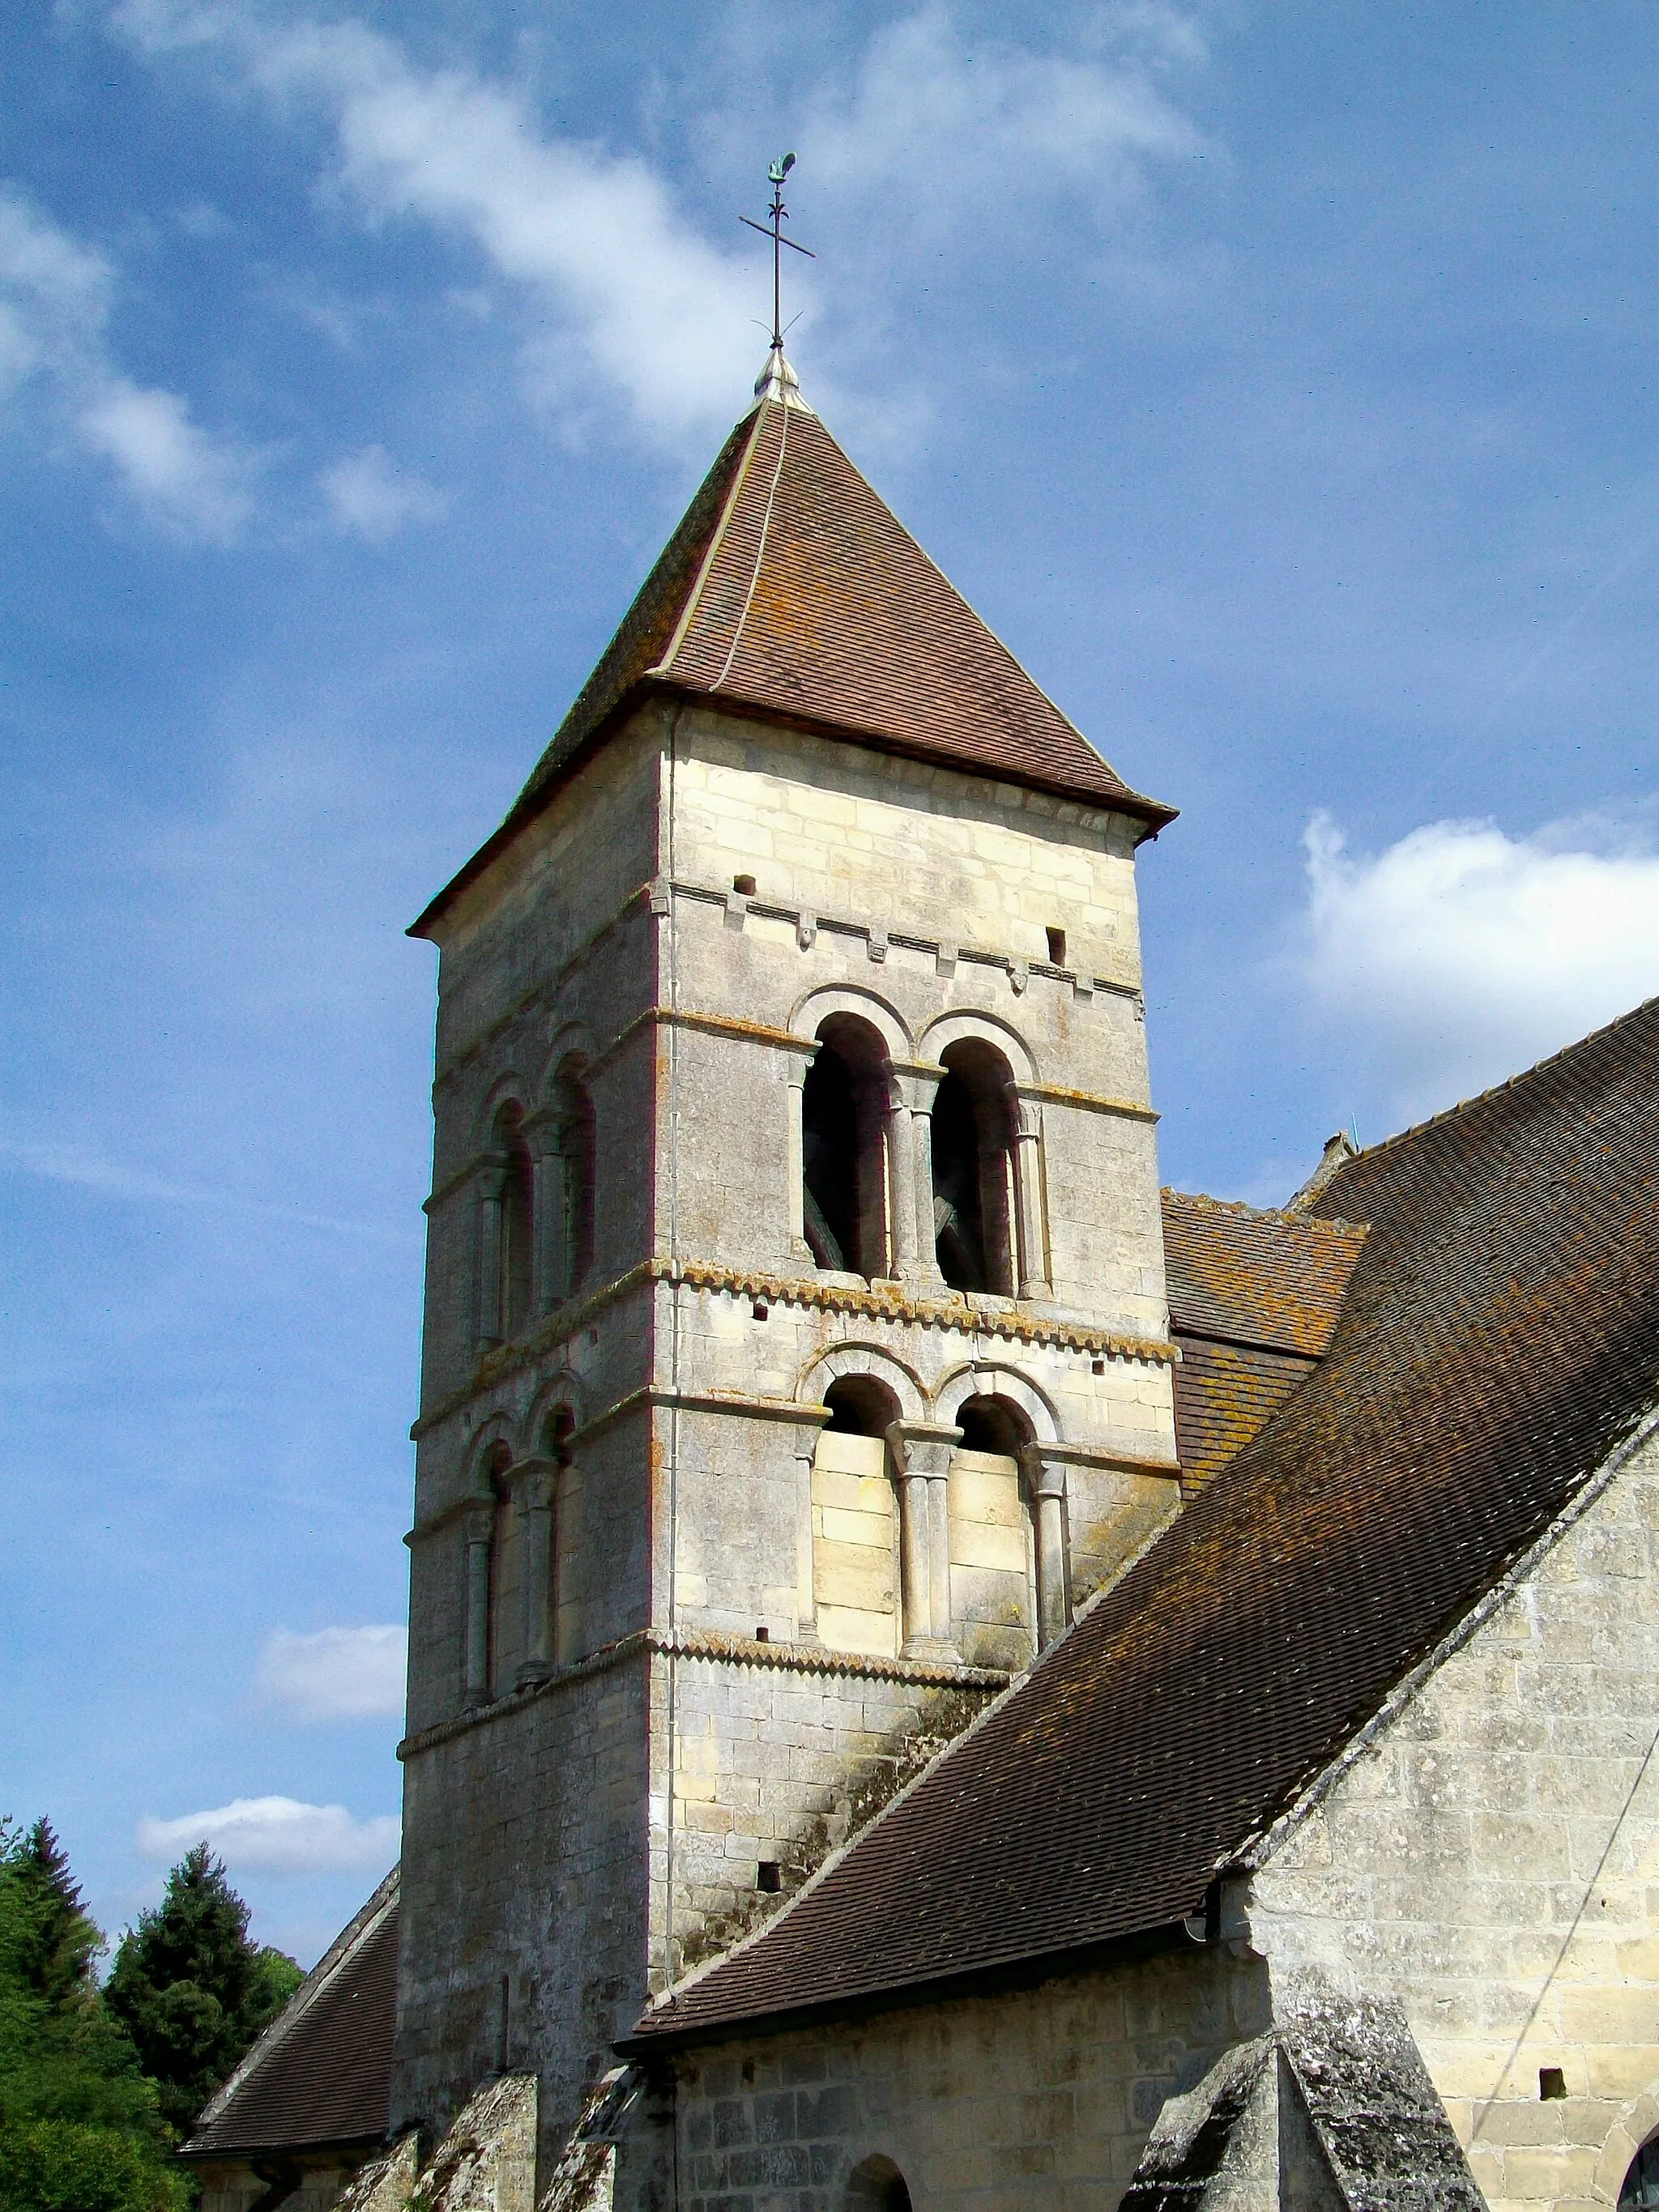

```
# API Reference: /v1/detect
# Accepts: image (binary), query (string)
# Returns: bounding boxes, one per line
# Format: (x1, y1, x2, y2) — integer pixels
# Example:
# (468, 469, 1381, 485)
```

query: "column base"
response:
(901, 1634, 963, 1665)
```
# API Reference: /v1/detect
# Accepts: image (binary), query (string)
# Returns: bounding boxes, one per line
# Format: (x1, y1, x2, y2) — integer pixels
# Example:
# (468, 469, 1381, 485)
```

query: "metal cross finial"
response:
(740, 150, 815, 350)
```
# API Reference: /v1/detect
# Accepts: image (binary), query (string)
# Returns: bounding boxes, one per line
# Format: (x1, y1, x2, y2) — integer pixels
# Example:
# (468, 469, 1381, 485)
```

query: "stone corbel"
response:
(886, 1420, 962, 1659)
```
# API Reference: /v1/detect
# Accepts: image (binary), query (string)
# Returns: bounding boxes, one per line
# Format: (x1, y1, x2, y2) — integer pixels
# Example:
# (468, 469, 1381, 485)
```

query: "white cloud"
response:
(805, 4, 1207, 241)
(111, 2, 1210, 449)
(0, 185, 254, 539)
(255, 1624, 407, 1720)
(1299, 810, 1659, 1116)
(81, 377, 254, 540)
(321, 444, 446, 543)
(113, 0, 757, 447)
(137, 1795, 399, 1873)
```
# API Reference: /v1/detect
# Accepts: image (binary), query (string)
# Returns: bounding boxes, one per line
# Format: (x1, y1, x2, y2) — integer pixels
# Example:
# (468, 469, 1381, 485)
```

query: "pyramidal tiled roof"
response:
(415, 360, 1173, 930)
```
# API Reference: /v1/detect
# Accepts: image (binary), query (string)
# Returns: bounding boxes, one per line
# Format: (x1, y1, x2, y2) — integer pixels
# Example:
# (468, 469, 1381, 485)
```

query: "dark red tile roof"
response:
(633, 998, 1659, 2042)
(181, 1872, 398, 2160)
(1162, 1191, 1367, 1357)
(413, 385, 1174, 933)
(1171, 1334, 1317, 1493)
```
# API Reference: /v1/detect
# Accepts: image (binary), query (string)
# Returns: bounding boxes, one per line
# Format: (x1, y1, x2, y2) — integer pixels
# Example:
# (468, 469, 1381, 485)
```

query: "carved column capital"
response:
(510, 1455, 561, 1513)
(1018, 1442, 1068, 1501)
(885, 1421, 962, 1480)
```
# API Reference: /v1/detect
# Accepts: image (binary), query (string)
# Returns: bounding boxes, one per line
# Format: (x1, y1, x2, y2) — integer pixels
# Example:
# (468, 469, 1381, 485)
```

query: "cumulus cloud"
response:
(320, 445, 446, 543)
(112, 0, 757, 447)
(137, 1795, 399, 1873)
(1299, 809, 1659, 1117)
(254, 1624, 407, 1721)
(0, 186, 254, 539)
(111, 2, 1210, 446)
(804, 3, 1207, 241)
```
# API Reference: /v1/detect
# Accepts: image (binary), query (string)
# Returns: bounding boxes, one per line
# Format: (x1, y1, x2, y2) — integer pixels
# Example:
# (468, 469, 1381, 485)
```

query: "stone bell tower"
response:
(391, 345, 1183, 2168)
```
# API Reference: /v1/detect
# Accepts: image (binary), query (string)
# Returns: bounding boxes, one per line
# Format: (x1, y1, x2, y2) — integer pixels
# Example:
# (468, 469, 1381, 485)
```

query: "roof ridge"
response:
(650, 401, 774, 683)
(1162, 1187, 1368, 1235)
(1330, 991, 1659, 1174)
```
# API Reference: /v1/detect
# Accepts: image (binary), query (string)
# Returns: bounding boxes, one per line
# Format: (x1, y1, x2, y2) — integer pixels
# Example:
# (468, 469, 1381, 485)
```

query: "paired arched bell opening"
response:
(805, 1357, 1067, 1669)
(463, 1404, 578, 1704)
(795, 1000, 1047, 1298)
(476, 1059, 596, 1349)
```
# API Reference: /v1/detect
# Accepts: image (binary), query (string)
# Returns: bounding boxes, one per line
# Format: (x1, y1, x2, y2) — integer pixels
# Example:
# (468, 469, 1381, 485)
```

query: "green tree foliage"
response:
(105, 1844, 302, 2140)
(0, 1818, 185, 2212)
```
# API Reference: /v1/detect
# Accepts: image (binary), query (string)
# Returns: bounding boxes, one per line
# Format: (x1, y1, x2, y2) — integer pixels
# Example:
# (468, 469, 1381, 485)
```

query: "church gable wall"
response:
(659, 1946, 1267, 2212)
(1250, 1417, 1659, 2212)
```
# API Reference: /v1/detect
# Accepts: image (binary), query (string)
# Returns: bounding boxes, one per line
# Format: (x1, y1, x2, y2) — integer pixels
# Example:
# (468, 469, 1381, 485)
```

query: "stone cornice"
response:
(412, 1259, 1179, 1441)
(397, 1626, 1011, 1760)
(433, 869, 1146, 1093)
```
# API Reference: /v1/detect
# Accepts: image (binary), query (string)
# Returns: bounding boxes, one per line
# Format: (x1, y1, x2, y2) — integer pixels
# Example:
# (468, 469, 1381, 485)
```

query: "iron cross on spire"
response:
(740, 151, 815, 350)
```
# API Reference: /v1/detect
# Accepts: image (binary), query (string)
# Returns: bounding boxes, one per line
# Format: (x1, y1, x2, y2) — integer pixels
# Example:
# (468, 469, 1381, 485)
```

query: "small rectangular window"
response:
(732, 873, 757, 897)
(757, 1860, 782, 1893)
(1539, 2067, 1567, 2101)
(1045, 926, 1067, 964)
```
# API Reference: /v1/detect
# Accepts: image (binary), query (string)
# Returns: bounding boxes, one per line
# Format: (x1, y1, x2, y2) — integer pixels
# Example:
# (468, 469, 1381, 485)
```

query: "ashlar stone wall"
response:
(661, 1946, 1269, 2212)
(397, 693, 1184, 2163)
(1250, 1418, 1659, 2212)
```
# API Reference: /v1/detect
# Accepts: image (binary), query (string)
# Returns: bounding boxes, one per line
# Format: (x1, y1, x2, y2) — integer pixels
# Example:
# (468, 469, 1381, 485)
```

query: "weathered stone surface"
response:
(398, 692, 1179, 2171)
(1252, 1425, 1659, 2212)
(409, 2076, 537, 2212)
(335, 2133, 420, 2212)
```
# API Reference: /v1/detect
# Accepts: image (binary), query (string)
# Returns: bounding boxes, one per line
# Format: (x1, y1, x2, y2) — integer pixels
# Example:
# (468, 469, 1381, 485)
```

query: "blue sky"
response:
(4, 1, 1658, 1967)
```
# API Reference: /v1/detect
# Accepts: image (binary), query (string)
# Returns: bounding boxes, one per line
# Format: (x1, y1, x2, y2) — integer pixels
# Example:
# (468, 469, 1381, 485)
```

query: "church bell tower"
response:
(391, 342, 1183, 2165)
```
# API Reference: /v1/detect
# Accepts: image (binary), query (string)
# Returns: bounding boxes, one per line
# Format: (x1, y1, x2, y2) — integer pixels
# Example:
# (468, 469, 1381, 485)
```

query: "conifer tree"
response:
(0, 1817, 184, 2212)
(105, 1845, 301, 2138)
(8, 1818, 102, 2008)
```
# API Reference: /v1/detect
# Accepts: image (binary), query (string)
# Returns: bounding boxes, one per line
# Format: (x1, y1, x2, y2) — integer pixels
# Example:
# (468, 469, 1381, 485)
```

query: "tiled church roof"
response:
(413, 369, 1173, 932)
(180, 1870, 399, 2161)
(1169, 1334, 1319, 1494)
(1162, 1192, 1367, 1357)
(1162, 1192, 1369, 1490)
(633, 997, 1659, 2042)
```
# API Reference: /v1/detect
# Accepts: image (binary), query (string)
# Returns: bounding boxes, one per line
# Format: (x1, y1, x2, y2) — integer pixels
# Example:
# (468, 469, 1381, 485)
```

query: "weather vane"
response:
(740, 151, 815, 352)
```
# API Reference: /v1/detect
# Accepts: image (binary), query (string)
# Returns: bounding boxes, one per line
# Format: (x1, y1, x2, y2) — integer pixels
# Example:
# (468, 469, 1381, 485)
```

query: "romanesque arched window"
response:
(930, 1038, 1017, 1295)
(949, 1395, 1038, 1666)
(485, 1444, 521, 1698)
(811, 1378, 902, 1659)
(476, 1101, 534, 1348)
(552, 1058, 596, 1298)
(496, 1104, 534, 1337)
(1621, 2138, 1659, 2208)
(846, 2154, 912, 2212)
(802, 1015, 893, 1279)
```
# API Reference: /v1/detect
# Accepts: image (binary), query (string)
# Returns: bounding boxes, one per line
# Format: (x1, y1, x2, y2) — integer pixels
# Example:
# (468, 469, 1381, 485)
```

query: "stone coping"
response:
(410, 1257, 1179, 1438)
(396, 1626, 1011, 1760)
